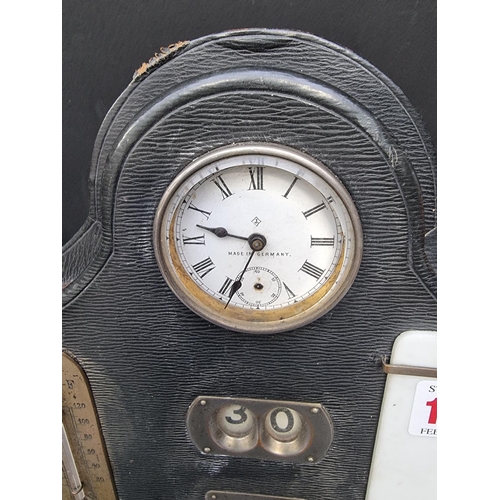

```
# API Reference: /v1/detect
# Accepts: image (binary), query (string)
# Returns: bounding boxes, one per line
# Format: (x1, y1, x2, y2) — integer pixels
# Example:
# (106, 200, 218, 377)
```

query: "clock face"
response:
(153, 144, 362, 333)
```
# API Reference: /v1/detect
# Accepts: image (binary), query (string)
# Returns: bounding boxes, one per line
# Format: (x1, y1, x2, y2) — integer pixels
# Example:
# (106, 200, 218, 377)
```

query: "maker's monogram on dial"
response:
(154, 144, 362, 334)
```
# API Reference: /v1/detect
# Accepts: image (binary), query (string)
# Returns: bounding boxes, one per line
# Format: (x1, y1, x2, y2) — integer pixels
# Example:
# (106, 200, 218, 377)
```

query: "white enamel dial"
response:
(153, 143, 362, 334)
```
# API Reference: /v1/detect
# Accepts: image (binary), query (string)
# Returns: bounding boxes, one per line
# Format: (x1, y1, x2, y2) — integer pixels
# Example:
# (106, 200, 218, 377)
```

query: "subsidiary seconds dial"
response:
(153, 143, 363, 334)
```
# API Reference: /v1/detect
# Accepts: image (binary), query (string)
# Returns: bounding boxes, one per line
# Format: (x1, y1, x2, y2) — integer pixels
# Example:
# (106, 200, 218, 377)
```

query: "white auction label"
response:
(408, 380, 437, 437)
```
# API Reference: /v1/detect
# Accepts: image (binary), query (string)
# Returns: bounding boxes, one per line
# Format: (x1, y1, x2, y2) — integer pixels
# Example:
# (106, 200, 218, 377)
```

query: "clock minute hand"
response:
(224, 250, 256, 309)
(196, 224, 249, 242)
(224, 233, 267, 309)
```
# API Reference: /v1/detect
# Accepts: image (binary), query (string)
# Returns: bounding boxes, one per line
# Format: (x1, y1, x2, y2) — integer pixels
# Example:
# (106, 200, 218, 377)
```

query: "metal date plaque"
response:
(187, 396, 334, 464)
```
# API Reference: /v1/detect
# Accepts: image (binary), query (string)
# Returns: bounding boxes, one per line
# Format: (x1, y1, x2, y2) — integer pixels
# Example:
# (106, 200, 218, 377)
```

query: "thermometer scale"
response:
(62, 352, 117, 500)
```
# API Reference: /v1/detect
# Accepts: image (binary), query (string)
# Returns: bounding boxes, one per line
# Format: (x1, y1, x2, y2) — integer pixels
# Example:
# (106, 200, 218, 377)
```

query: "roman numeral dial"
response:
(212, 175, 233, 199)
(311, 237, 335, 247)
(299, 260, 325, 280)
(302, 201, 326, 219)
(192, 257, 216, 278)
(182, 235, 205, 245)
(188, 203, 211, 219)
(248, 166, 264, 190)
(282, 177, 299, 199)
(219, 277, 234, 296)
(155, 144, 362, 334)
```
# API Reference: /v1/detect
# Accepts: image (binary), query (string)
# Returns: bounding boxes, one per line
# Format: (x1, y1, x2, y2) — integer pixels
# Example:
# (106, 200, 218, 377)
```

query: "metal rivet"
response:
(200, 400, 207, 406)
(211, 496, 217, 499)
(311, 407, 319, 414)
(307, 456, 314, 462)
(204, 447, 211, 453)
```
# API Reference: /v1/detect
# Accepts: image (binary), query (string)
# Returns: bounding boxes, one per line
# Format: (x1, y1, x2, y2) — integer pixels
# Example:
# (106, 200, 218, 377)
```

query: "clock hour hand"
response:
(196, 224, 249, 242)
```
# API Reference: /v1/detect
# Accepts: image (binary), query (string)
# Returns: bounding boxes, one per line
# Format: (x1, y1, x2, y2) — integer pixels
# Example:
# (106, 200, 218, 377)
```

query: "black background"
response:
(62, 0, 436, 245)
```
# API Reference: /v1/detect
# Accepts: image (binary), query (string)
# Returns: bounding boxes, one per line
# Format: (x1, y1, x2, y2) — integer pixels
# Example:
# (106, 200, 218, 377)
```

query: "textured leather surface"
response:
(62, 219, 102, 289)
(62, 30, 436, 500)
(87, 30, 435, 243)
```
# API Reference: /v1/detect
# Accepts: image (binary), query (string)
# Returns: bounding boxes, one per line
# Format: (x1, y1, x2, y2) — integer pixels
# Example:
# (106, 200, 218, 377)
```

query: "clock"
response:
(63, 27, 436, 499)
(153, 143, 363, 333)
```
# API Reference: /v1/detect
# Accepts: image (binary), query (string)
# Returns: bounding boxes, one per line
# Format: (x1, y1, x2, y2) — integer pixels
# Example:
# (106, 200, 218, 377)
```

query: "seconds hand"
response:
(224, 233, 267, 309)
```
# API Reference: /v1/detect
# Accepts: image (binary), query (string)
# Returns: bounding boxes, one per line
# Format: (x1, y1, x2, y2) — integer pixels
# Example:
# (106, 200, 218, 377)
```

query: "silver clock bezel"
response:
(153, 143, 363, 334)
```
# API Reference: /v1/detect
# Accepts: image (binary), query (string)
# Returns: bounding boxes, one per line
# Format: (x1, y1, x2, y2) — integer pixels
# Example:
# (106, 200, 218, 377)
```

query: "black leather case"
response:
(62, 29, 436, 500)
